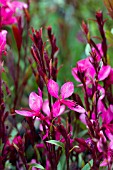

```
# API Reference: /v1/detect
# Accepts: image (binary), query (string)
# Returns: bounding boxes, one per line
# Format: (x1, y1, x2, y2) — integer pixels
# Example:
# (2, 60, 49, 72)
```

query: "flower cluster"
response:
(0, 0, 27, 57)
(14, 11, 113, 169)
(1, 1, 113, 170)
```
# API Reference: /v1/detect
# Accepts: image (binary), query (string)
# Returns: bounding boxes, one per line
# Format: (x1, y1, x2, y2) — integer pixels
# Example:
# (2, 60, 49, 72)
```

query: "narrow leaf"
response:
(28, 163, 45, 170)
(46, 140, 64, 150)
(82, 159, 93, 170)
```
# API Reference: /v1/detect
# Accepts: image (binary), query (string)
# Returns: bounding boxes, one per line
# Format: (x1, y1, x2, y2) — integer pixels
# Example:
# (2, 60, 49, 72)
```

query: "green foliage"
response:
(46, 140, 65, 151)
(82, 159, 93, 170)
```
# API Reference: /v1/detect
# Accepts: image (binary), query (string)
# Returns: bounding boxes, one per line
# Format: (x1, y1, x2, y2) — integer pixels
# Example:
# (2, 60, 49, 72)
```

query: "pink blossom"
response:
(0, 0, 27, 26)
(15, 91, 43, 117)
(47, 79, 85, 114)
(72, 57, 111, 85)
(47, 79, 74, 108)
(42, 99, 65, 117)
(72, 44, 111, 85)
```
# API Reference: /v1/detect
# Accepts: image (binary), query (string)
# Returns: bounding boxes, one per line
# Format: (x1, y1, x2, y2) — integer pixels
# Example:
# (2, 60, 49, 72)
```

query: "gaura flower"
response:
(0, 0, 27, 26)
(72, 44, 111, 85)
(42, 99, 65, 117)
(15, 90, 43, 117)
(72, 57, 111, 85)
(47, 79, 85, 114)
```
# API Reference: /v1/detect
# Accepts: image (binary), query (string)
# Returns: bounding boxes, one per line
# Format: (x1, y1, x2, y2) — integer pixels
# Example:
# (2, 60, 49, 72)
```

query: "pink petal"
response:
(10, 1, 28, 11)
(0, 0, 8, 5)
(42, 99, 50, 116)
(79, 113, 86, 124)
(72, 105, 86, 114)
(109, 141, 113, 150)
(105, 129, 113, 140)
(52, 100, 60, 117)
(59, 105, 65, 115)
(29, 92, 43, 112)
(60, 82, 74, 99)
(47, 79, 59, 98)
(1, 7, 17, 25)
(15, 110, 35, 117)
(100, 157, 111, 167)
(98, 65, 111, 81)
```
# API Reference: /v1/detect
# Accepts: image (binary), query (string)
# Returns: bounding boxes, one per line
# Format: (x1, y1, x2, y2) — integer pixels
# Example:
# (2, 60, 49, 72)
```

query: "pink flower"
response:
(0, 30, 7, 57)
(42, 99, 65, 117)
(72, 44, 111, 85)
(47, 79, 74, 107)
(15, 90, 43, 117)
(0, 0, 27, 26)
(47, 79, 85, 114)
(72, 57, 111, 85)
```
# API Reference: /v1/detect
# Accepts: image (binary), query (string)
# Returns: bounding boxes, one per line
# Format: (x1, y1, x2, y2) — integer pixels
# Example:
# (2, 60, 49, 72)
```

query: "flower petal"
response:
(47, 79, 59, 98)
(15, 110, 35, 117)
(10, 1, 28, 11)
(42, 99, 50, 116)
(72, 105, 86, 114)
(79, 113, 86, 124)
(52, 100, 60, 117)
(60, 82, 74, 99)
(59, 105, 65, 115)
(98, 65, 111, 81)
(29, 92, 43, 112)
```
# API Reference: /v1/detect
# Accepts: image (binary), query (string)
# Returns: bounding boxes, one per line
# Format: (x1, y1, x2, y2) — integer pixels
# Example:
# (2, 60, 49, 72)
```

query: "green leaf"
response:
(57, 154, 66, 170)
(82, 159, 93, 170)
(46, 140, 65, 150)
(28, 163, 45, 170)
